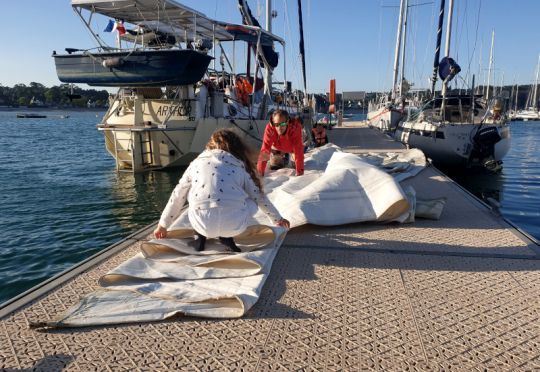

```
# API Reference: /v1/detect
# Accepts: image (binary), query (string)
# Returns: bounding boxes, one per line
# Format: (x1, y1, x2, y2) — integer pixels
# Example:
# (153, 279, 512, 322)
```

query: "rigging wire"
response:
(419, 1, 437, 88)
(376, 0, 384, 91)
(465, 0, 482, 87)
(281, 0, 303, 93)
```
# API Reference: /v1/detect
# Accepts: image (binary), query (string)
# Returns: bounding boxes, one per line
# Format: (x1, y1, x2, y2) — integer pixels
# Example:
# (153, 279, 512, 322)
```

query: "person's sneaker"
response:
(219, 237, 241, 252)
(187, 233, 207, 251)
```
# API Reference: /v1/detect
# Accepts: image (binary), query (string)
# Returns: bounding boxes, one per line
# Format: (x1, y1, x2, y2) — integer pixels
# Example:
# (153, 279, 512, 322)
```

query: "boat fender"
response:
(102, 57, 124, 68)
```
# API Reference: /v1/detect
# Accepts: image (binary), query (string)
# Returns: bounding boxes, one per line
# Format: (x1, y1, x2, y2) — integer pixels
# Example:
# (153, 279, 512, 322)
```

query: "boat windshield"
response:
(409, 95, 486, 122)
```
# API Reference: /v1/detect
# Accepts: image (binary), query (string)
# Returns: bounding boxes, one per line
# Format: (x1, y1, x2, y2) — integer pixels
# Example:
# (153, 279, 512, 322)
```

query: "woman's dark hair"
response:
(206, 129, 263, 191)
(271, 109, 289, 124)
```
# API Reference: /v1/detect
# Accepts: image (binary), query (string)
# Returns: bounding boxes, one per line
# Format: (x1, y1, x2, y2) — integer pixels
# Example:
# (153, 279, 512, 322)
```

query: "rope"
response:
(229, 119, 263, 143)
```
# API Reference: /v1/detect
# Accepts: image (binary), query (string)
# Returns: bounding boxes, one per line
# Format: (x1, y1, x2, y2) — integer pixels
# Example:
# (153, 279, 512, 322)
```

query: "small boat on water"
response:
(510, 53, 539, 122)
(16, 113, 47, 118)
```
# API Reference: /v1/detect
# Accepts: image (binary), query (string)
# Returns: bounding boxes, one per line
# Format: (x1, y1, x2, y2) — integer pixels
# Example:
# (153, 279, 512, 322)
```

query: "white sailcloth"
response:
(39, 146, 424, 328)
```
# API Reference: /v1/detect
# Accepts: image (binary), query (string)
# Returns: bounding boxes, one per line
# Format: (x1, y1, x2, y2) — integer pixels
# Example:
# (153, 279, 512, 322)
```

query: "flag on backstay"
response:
(104, 20, 114, 32)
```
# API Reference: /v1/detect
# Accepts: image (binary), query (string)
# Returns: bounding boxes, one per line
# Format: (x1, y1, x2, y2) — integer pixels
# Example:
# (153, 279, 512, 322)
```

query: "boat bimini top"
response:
(70, 0, 285, 46)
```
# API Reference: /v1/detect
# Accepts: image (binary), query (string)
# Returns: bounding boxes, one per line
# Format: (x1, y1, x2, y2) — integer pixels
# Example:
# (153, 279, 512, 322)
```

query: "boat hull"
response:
(395, 121, 511, 166)
(511, 110, 540, 121)
(53, 49, 213, 87)
(96, 94, 301, 172)
(367, 106, 404, 132)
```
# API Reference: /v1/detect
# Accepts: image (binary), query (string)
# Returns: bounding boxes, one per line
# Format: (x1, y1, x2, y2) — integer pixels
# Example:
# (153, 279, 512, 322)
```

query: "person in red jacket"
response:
(257, 109, 305, 176)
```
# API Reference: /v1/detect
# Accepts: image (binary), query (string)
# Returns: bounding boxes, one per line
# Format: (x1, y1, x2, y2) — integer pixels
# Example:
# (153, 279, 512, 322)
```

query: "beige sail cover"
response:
(40, 146, 417, 328)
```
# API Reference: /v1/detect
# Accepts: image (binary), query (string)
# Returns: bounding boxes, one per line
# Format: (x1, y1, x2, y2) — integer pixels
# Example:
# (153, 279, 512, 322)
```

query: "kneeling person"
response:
(154, 129, 290, 252)
(257, 109, 305, 176)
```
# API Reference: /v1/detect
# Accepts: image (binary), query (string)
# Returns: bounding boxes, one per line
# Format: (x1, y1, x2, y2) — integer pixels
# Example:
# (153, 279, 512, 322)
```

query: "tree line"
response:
(0, 82, 109, 108)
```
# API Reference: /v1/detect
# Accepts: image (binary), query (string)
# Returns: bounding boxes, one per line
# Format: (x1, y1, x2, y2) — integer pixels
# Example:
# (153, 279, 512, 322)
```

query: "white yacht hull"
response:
(511, 110, 540, 121)
(98, 95, 285, 172)
(367, 106, 404, 132)
(395, 120, 511, 166)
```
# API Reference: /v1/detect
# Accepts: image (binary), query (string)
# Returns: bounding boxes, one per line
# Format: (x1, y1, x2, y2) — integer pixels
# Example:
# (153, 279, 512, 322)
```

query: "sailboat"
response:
(367, 0, 409, 132)
(53, 0, 300, 172)
(394, 0, 510, 171)
(511, 54, 540, 121)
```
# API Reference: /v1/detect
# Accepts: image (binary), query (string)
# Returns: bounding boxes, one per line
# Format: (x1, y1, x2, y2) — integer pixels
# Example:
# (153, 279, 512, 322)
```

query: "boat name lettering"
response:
(157, 103, 191, 117)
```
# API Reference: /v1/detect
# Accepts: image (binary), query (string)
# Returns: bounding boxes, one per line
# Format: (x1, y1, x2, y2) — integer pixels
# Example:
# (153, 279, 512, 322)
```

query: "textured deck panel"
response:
(1, 125, 539, 371)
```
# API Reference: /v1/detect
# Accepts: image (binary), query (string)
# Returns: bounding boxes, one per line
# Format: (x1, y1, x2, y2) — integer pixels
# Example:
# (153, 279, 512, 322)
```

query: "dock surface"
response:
(2, 124, 540, 371)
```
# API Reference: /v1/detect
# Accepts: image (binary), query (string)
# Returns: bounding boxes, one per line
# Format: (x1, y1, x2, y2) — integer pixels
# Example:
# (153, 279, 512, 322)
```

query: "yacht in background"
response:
(53, 0, 301, 172)
(367, 0, 409, 132)
(395, 0, 510, 171)
(511, 54, 540, 121)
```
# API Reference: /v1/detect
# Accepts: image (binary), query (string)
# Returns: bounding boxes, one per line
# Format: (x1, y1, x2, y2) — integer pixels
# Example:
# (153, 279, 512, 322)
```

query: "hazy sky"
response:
(0, 0, 539, 93)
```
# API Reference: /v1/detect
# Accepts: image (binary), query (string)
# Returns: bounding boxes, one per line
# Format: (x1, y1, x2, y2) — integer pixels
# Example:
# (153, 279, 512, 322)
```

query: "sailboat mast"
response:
(515, 84, 519, 111)
(533, 53, 540, 110)
(265, 0, 272, 89)
(430, 0, 446, 97)
(486, 30, 494, 101)
(297, 0, 308, 103)
(399, 0, 409, 99)
(440, 0, 454, 97)
(391, 0, 406, 100)
(439, 0, 454, 116)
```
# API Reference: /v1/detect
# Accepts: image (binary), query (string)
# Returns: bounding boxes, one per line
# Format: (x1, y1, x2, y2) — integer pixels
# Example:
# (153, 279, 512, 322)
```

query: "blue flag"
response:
(104, 20, 114, 32)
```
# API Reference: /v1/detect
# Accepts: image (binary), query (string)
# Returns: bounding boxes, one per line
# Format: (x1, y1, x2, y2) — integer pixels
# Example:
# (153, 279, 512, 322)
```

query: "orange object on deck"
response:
(328, 104, 336, 114)
(329, 79, 336, 105)
(235, 76, 253, 106)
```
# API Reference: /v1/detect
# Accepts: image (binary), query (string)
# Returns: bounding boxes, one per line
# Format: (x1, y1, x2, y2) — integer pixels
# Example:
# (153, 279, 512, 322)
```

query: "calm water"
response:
(0, 111, 183, 305)
(0, 112, 539, 305)
(444, 120, 540, 242)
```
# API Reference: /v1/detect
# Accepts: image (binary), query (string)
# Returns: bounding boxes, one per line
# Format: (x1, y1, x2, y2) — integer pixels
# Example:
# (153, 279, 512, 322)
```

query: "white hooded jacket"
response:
(159, 149, 282, 230)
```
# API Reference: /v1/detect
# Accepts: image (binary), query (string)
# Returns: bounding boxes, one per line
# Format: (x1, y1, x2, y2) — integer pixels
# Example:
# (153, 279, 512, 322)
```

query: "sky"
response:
(0, 0, 539, 93)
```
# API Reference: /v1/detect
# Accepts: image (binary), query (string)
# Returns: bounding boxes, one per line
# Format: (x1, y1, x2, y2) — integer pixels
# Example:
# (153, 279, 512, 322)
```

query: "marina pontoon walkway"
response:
(1, 124, 539, 371)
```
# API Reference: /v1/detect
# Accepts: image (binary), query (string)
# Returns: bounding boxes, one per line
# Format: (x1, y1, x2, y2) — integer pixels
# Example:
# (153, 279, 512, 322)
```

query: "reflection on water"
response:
(109, 170, 184, 230)
(440, 167, 505, 202)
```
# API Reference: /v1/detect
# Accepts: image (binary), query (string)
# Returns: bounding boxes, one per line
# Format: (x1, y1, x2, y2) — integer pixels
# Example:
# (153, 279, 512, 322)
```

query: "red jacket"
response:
(257, 118, 305, 176)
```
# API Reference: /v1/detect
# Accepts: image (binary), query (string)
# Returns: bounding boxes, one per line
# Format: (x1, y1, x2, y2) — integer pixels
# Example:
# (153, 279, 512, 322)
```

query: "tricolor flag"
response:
(114, 20, 126, 35)
(103, 19, 114, 32)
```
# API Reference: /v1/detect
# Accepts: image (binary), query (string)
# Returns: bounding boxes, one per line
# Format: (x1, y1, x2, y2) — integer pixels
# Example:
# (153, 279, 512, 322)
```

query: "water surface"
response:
(0, 111, 182, 304)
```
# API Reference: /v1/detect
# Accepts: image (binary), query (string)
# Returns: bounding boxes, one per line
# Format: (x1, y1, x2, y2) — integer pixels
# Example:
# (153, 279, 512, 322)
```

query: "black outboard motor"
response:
(471, 126, 503, 170)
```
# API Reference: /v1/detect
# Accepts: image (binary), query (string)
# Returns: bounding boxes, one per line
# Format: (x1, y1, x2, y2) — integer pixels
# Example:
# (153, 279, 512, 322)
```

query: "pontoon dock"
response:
(1, 123, 539, 370)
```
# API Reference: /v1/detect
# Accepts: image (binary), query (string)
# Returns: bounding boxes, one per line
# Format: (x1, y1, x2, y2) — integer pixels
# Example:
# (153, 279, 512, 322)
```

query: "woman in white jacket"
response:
(154, 129, 290, 252)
